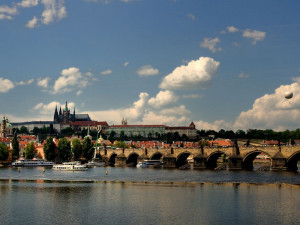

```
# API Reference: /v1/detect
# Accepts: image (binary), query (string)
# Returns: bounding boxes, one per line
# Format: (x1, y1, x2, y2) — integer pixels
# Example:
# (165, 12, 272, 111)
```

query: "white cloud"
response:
(26, 16, 38, 28)
(227, 26, 239, 33)
(41, 0, 67, 25)
(16, 79, 35, 86)
(159, 57, 220, 90)
(33, 101, 75, 115)
(233, 82, 300, 130)
(160, 105, 191, 116)
(237, 72, 249, 79)
(195, 120, 232, 131)
(137, 65, 159, 76)
(233, 42, 240, 47)
(200, 37, 222, 53)
(123, 62, 129, 67)
(182, 94, 203, 99)
(0, 5, 18, 15)
(120, 0, 135, 2)
(52, 67, 90, 94)
(17, 0, 39, 8)
(242, 29, 266, 44)
(0, 14, 13, 20)
(187, 13, 195, 20)
(0, 77, 15, 93)
(37, 77, 50, 88)
(0, 0, 66, 27)
(76, 90, 82, 96)
(84, 92, 149, 123)
(101, 69, 112, 75)
(148, 90, 178, 108)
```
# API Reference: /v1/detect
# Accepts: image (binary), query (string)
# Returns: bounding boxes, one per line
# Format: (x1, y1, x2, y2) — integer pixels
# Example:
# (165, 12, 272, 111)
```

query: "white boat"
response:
(12, 159, 54, 167)
(86, 161, 105, 167)
(136, 160, 163, 168)
(53, 162, 88, 171)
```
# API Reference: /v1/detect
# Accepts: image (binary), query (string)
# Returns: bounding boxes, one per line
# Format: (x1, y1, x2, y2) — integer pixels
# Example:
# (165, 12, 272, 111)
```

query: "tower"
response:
(72, 107, 76, 122)
(0, 116, 7, 138)
(62, 101, 70, 124)
(54, 105, 59, 122)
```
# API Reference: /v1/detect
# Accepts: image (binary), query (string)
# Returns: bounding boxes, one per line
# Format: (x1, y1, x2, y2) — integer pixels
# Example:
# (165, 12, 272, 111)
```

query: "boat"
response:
(136, 160, 163, 168)
(12, 159, 54, 167)
(52, 162, 88, 171)
(86, 160, 105, 167)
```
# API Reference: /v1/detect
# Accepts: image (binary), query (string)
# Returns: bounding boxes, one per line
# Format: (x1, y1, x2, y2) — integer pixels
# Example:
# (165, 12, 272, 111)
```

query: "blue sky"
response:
(1, 0, 300, 131)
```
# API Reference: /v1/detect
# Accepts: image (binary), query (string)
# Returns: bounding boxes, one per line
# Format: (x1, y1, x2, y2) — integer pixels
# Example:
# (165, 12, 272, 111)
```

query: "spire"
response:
(59, 107, 62, 115)
(73, 107, 75, 115)
(64, 101, 68, 111)
(54, 105, 59, 122)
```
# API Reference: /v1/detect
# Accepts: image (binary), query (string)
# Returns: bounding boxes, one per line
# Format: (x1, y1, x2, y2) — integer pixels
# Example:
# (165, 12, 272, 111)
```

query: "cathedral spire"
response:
(64, 101, 68, 111)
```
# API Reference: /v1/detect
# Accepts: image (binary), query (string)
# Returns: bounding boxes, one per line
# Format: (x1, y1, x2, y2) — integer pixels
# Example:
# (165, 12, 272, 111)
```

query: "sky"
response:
(1, 0, 300, 131)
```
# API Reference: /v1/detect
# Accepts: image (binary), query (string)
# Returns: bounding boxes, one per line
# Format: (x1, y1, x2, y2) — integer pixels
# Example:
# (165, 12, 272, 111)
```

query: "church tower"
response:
(54, 105, 59, 122)
(62, 101, 70, 124)
(0, 116, 7, 138)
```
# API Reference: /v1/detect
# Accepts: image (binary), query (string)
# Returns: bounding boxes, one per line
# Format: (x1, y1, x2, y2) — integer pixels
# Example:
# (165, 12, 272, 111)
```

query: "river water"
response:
(0, 167, 299, 225)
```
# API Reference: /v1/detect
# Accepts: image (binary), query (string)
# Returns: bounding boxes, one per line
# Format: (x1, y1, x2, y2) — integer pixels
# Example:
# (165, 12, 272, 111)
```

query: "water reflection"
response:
(0, 180, 299, 225)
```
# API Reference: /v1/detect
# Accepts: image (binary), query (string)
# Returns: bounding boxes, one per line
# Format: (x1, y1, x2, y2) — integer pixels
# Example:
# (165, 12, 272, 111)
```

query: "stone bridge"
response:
(98, 145, 300, 171)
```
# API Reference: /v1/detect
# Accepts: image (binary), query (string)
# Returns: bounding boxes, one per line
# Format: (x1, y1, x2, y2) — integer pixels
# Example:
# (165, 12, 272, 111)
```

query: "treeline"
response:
(43, 137, 94, 162)
(13, 126, 300, 143)
(197, 129, 300, 142)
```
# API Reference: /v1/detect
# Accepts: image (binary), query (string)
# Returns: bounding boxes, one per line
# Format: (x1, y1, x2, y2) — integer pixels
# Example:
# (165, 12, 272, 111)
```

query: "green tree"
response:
(108, 130, 116, 143)
(20, 126, 29, 134)
(11, 135, 20, 159)
(43, 138, 57, 161)
(83, 137, 94, 160)
(0, 143, 9, 161)
(72, 139, 83, 160)
(61, 127, 75, 136)
(173, 132, 180, 141)
(25, 142, 35, 159)
(114, 141, 128, 149)
(120, 130, 125, 141)
(198, 139, 210, 147)
(58, 138, 72, 162)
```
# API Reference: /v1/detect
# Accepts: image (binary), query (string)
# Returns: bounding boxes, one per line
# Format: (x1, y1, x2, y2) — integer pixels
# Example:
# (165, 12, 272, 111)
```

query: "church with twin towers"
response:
(53, 101, 91, 124)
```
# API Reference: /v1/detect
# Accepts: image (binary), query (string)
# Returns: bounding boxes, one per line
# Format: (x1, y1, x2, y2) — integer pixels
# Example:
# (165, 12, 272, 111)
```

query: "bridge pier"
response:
(115, 153, 127, 167)
(228, 156, 243, 170)
(193, 154, 207, 169)
(271, 152, 288, 171)
(138, 154, 149, 163)
(162, 155, 176, 168)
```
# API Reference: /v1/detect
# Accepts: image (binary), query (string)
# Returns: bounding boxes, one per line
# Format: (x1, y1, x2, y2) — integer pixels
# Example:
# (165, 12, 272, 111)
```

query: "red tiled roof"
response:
(166, 126, 194, 130)
(70, 121, 108, 126)
(0, 137, 10, 143)
(110, 125, 167, 128)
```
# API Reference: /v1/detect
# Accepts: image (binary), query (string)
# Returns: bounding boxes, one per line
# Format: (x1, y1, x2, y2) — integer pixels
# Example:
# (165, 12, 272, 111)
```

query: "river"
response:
(0, 167, 299, 225)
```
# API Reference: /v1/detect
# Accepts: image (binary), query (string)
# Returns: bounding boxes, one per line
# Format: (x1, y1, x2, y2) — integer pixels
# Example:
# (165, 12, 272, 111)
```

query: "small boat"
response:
(136, 160, 163, 168)
(52, 162, 88, 171)
(12, 159, 54, 167)
(86, 161, 105, 167)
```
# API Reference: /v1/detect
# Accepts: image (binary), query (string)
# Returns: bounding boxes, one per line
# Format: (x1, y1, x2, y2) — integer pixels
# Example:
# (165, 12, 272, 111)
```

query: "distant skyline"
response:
(1, 0, 300, 131)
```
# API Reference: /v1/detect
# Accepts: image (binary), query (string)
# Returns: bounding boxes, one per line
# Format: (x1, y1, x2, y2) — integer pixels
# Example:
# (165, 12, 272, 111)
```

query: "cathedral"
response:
(53, 101, 91, 124)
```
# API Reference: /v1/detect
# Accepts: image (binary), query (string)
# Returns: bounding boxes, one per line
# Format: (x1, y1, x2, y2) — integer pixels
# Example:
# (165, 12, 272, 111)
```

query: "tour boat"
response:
(86, 160, 105, 167)
(136, 160, 163, 168)
(52, 162, 88, 171)
(12, 159, 54, 167)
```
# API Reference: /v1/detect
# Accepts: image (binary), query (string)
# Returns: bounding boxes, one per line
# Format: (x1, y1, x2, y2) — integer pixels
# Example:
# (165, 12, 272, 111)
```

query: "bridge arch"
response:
(126, 152, 140, 166)
(206, 151, 227, 169)
(150, 152, 164, 160)
(176, 151, 193, 168)
(286, 151, 300, 171)
(243, 150, 271, 170)
(108, 152, 118, 166)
